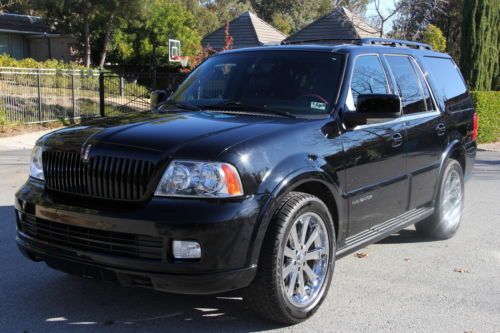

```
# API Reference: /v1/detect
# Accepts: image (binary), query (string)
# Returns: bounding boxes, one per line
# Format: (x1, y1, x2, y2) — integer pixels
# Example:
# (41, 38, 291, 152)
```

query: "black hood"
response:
(38, 111, 299, 159)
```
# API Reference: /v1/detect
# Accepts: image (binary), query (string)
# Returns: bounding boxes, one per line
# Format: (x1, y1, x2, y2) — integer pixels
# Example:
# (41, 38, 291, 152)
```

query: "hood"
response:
(39, 111, 298, 158)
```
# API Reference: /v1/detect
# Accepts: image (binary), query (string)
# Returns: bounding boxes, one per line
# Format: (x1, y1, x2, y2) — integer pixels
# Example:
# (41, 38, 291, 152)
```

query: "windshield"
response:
(170, 51, 345, 116)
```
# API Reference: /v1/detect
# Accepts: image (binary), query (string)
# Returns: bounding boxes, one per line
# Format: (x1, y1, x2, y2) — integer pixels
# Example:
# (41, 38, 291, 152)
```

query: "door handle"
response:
(435, 123, 446, 136)
(391, 133, 403, 147)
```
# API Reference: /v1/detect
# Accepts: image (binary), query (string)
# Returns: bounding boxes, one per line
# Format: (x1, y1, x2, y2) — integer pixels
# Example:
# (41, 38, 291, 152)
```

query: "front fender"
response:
(246, 165, 346, 267)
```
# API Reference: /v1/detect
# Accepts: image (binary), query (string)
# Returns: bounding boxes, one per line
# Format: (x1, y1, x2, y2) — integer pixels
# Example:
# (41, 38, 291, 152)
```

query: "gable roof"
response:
(0, 13, 54, 35)
(202, 12, 287, 49)
(285, 7, 380, 44)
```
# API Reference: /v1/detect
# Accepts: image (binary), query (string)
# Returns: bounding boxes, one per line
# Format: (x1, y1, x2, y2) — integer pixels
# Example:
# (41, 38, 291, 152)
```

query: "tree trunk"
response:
(84, 14, 91, 68)
(98, 14, 115, 69)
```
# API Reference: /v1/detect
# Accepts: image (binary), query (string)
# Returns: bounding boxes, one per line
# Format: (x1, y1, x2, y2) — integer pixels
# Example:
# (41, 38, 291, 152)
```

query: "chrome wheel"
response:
(441, 169, 463, 230)
(281, 212, 329, 308)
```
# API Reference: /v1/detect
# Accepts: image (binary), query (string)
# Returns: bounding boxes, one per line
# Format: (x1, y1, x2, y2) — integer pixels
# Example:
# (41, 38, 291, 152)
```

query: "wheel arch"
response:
(247, 168, 345, 267)
(433, 139, 466, 201)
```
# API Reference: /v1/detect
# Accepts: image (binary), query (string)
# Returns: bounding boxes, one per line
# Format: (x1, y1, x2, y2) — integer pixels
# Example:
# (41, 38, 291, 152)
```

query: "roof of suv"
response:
(219, 39, 450, 58)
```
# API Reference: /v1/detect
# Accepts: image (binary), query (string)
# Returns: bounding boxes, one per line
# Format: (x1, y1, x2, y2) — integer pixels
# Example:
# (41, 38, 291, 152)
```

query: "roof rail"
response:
(281, 38, 364, 45)
(359, 38, 433, 50)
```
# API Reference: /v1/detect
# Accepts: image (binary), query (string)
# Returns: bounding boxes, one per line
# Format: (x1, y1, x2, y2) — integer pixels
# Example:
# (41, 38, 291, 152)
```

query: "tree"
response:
(95, 0, 148, 68)
(460, 0, 499, 90)
(421, 24, 446, 52)
(110, 1, 200, 67)
(250, 0, 360, 33)
(370, 0, 403, 37)
(391, 0, 447, 40)
(272, 13, 292, 35)
(432, 0, 462, 63)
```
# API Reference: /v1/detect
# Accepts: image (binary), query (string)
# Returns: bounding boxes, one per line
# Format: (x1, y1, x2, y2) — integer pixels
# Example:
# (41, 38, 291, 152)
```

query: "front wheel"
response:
(243, 192, 336, 324)
(416, 159, 464, 240)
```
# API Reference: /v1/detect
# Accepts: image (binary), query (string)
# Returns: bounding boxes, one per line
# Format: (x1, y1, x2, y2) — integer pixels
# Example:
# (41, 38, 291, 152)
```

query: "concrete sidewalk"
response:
(0, 129, 58, 151)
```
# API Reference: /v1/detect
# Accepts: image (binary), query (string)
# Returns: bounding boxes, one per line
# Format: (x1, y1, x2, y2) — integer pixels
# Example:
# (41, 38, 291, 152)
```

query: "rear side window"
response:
(422, 57, 470, 112)
(350, 55, 389, 107)
(386, 55, 429, 114)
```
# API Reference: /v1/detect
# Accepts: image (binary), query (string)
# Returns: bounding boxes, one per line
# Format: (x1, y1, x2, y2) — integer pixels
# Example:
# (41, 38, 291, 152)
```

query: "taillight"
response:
(472, 113, 479, 141)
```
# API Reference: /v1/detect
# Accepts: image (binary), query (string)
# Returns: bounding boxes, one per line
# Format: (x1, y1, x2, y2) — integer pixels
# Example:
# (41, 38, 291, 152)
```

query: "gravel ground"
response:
(0, 149, 498, 333)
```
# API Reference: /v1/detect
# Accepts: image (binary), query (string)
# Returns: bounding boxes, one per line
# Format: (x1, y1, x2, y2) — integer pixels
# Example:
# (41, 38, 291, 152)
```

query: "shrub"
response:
(0, 108, 6, 126)
(0, 53, 86, 70)
(470, 91, 500, 143)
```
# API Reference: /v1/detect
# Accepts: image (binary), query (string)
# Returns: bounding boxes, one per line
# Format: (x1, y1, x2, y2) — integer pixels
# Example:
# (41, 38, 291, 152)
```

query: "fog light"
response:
(172, 240, 201, 259)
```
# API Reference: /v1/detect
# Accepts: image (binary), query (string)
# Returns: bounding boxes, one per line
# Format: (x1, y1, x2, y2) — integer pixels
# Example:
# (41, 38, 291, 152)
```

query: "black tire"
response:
(415, 159, 464, 240)
(243, 191, 336, 324)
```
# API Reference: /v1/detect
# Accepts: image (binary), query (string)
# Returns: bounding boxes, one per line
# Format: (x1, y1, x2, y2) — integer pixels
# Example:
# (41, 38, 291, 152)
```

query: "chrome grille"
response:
(43, 151, 157, 201)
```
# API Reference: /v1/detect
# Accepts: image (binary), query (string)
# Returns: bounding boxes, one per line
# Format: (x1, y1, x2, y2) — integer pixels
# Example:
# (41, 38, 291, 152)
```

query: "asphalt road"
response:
(0, 149, 499, 333)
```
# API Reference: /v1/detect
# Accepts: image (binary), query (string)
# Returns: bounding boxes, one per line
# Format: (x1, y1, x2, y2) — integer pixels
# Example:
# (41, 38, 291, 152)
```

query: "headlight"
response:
(155, 160, 243, 198)
(30, 145, 44, 181)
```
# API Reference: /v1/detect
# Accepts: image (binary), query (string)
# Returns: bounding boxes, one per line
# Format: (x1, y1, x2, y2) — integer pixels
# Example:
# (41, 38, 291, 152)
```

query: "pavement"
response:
(0, 129, 57, 151)
(0, 138, 499, 332)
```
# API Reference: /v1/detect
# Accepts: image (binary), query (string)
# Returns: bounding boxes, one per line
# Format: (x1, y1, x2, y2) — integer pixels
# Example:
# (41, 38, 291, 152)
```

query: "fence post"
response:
(120, 76, 124, 97)
(37, 69, 42, 122)
(71, 72, 76, 123)
(99, 71, 105, 117)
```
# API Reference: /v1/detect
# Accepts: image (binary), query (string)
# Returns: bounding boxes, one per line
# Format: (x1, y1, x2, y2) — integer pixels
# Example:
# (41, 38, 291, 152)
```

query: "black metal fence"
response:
(0, 67, 186, 125)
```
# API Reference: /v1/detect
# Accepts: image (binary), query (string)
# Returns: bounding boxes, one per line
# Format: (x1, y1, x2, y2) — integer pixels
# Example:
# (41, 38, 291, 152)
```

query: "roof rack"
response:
(359, 38, 433, 50)
(281, 38, 359, 45)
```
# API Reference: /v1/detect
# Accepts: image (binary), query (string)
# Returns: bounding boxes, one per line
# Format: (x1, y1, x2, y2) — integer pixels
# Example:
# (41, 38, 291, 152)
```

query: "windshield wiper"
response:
(204, 102, 296, 118)
(156, 100, 201, 112)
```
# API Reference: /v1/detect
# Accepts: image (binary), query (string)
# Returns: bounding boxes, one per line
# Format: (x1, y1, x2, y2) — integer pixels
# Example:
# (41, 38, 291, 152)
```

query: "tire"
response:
(243, 192, 336, 324)
(415, 159, 464, 240)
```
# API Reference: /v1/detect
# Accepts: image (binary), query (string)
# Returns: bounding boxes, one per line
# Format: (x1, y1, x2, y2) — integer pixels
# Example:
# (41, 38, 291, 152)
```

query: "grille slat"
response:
(20, 214, 163, 261)
(43, 151, 157, 201)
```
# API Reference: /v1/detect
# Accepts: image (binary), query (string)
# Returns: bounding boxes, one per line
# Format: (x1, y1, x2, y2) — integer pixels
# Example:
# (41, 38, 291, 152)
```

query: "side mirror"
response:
(343, 94, 401, 127)
(150, 90, 168, 109)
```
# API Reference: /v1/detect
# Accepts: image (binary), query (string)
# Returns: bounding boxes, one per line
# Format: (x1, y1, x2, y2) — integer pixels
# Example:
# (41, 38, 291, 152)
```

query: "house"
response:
(285, 7, 380, 45)
(0, 13, 78, 62)
(202, 11, 287, 50)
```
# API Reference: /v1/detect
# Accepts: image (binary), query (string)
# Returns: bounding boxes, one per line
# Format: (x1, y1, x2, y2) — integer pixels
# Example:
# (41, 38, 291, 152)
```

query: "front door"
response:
(341, 54, 409, 237)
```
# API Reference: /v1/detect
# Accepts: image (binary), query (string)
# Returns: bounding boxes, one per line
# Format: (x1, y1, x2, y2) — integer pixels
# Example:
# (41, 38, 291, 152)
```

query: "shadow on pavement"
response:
(0, 205, 283, 332)
(376, 228, 434, 244)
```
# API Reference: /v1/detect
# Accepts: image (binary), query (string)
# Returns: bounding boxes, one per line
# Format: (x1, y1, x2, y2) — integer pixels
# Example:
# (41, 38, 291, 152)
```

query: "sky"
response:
(365, 0, 400, 34)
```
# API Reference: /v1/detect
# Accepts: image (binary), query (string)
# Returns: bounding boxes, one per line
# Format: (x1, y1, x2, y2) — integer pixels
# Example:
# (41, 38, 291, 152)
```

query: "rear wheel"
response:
(243, 192, 335, 324)
(416, 159, 464, 240)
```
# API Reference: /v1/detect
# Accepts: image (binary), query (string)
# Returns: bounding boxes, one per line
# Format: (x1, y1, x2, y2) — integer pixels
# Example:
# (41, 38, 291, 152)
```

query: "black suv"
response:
(15, 38, 477, 324)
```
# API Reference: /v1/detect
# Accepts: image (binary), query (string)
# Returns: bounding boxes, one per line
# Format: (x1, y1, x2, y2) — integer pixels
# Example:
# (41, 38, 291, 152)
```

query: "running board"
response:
(336, 207, 434, 259)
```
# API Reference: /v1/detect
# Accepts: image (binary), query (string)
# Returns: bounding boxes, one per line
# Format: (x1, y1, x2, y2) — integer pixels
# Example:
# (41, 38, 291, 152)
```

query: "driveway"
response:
(0, 149, 499, 333)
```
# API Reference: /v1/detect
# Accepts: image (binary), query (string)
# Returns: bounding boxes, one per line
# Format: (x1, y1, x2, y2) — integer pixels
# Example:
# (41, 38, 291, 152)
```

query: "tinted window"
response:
(422, 57, 470, 112)
(171, 51, 345, 116)
(350, 55, 389, 105)
(412, 61, 435, 111)
(386, 55, 428, 114)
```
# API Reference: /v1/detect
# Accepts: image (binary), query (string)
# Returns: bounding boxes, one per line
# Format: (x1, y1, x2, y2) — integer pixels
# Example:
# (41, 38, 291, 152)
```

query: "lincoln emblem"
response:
(81, 144, 92, 163)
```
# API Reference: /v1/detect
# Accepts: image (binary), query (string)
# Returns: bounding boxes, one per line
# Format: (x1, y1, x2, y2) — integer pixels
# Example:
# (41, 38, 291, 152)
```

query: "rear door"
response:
(384, 54, 446, 209)
(342, 54, 409, 237)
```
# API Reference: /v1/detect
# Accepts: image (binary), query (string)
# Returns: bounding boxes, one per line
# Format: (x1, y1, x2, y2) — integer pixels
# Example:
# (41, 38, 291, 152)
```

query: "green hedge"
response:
(471, 91, 500, 143)
(0, 53, 87, 70)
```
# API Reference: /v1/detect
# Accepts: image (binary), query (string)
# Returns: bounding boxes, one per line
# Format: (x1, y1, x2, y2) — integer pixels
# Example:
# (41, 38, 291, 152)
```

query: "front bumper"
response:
(15, 179, 268, 294)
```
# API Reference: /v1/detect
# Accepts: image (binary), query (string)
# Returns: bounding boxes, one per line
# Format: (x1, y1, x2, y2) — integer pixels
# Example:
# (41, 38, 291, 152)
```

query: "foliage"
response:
(421, 24, 446, 52)
(0, 108, 6, 126)
(460, 0, 499, 91)
(432, 0, 462, 63)
(109, 0, 200, 67)
(391, 0, 447, 40)
(249, 0, 365, 33)
(272, 13, 292, 35)
(0, 54, 87, 69)
(470, 91, 500, 143)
